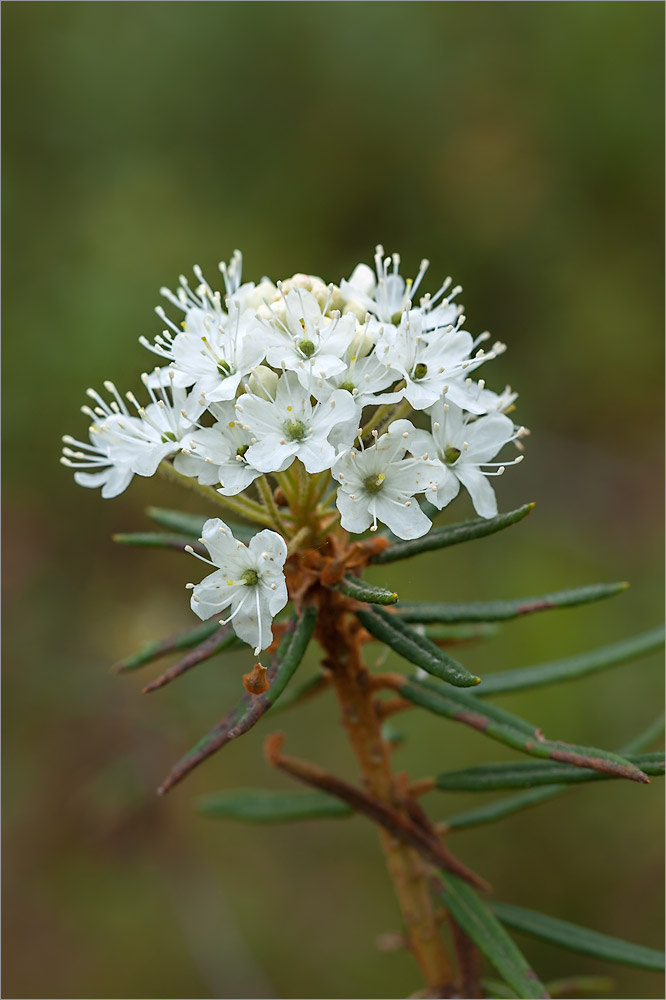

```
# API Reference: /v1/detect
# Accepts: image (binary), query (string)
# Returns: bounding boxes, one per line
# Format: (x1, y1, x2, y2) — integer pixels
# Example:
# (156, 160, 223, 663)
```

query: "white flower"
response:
(332, 420, 440, 539)
(340, 245, 461, 334)
(260, 288, 358, 388)
(141, 301, 266, 404)
(173, 401, 264, 495)
(235, 371, 357, 475)
(374, 308, 502, 413)
(187, 518, 288, 654)
(407, 399, 524, 518)
(61, 383, 136, 498)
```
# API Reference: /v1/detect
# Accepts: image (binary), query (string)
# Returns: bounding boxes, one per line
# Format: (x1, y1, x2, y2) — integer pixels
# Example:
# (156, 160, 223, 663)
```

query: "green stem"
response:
(158, 462, 275, 527)
(256, 475, 291, 535)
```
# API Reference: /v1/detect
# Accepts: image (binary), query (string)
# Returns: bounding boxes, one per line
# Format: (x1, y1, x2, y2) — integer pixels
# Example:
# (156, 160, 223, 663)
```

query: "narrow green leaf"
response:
(270, 671, 329, 714)
(398, 676, 649, 783)
(158, 606, 317, 795)
(435, 752, 664, 791)
(491, 902, 665, 972)
(393, 582, 628, 624)
(477, 626, 664, 697)
(619, 714, 665, 755)
(482, 979, 519, 999)
(543, 976, 614, 997)
(111, 619, 221, 673)
(439, 875, 549, 999)
(196, 788, 353, 822)
(444, 787, 563, 832)
(424, 623, 500, 644)
(357, 607, 480, 688)
(142, 625, 238, 693)
(337, 575, 398, 605)
(373, 504, 535, 565)
(443, 715, 666, 831)
(145, 506, 255, 542)
(113, 531, 206, 555)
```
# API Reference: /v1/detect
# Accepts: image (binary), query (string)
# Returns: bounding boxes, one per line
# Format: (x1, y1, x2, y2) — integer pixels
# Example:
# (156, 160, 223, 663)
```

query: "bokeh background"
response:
(3, 3, 664, 998)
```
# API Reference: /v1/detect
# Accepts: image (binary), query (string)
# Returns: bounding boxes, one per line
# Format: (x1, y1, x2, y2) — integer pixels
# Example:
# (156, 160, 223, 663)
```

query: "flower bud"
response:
(248, 365, 278, 400)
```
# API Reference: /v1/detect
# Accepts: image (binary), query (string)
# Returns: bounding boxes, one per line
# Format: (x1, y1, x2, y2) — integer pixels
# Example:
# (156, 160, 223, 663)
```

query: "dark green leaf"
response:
(477, 626, 664, 697)
(482, 979, 519, 999)
(111, 619, 221, 673)
(158, 606, 317, 795)
(112, 531, 206, 555)
(443, 715, 666, 831)
(444, 787, 563, 832)
(393, 582, 628, 624)
(373, 504, 535, 565)
(145, 506, 255, 542)
(491, 902, 665, 972)
(439, 875, 549, 999)
(196, 788, 353, 822)
(357, 607, 480, 688)
(142, 624, 238, 693)
(337, 575, 398, 605)
(397, 676, 649, 783)
(543, 976, 614, 997)
(424, 623, 500, 644)
(270, 671, 329, 714)
(435, 752, 664, 791)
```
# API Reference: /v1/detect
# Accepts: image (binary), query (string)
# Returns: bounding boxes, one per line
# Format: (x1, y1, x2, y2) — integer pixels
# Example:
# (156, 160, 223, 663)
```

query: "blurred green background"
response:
(3, 3, 664, 998)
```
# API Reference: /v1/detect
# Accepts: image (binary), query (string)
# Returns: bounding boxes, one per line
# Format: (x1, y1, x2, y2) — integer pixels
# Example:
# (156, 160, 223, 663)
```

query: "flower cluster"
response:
(62, 247, 526, 653)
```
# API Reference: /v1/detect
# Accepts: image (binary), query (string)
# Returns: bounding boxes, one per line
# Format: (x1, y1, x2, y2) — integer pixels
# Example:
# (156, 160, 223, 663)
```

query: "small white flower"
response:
(340, 245, 461, 334)
(260, 288, 358, 388)
(408, 399, 524, 518)
(187, 518, 288, 654)
(173, 401, 265, 494)
(375, 308, 501, 414)
(236, 371, 357, 475)
(141, 301, 266, 404)
(61, 383, 136, 498)
(332, 420, 440, 539)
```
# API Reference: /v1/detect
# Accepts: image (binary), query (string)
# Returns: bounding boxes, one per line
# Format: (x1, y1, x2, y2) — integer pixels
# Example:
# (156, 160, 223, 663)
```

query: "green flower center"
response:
(160, 432, 177, 443)
(236, 444, 249, 459)
(241, 568, 259, 586)
(444, 446, 461, 465)
(364, 473, 386, 494)
(391, 310, 403, 325)
(284, 418, 307, 441)
(217, 359, 231, 375)
(298, 339, 316, 358)
(338, 381, 355, 393)
(413, 363, 428, 380)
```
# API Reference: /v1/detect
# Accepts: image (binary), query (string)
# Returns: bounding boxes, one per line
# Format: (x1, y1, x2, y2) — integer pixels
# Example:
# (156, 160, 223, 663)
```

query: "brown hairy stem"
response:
(309, 587, 464, 998)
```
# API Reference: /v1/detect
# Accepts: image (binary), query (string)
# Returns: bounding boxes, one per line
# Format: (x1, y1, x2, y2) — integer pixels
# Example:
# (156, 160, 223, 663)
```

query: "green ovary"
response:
(284, 419, 307, 441)
(298, 339, 316, 358)
(160, 432, 177, 443)
(444, 446, 461, 465)
(413, 363, 428, 380)
(364, 473, 386, 494)
(241, 568, 259, 586)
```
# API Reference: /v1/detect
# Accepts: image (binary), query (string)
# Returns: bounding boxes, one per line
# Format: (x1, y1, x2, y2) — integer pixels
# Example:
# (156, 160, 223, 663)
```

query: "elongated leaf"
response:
(157, 606, 317, 794)
(482, 979, 518, 998)
(196, 788, 353, 822)
(393, 582, 628, 624)
(436, 752, 664, 791)
(444, 787, 563, 832)
(491, 902, 665, 972)
(142, 625, 238, 693)
(424, 623, 500, 644)
(145, 506, 255, 542)
(543, 976, 614, 998)
(477, 626, 665, 697)
(398, 676, 649, 783)
(111, 619, 221, 673)
(270, 671, 329, 714)
(443, 715, 666, 831)
(337, 575, 398, 605)
(357, 606, 480, 688)
(373, 504, 535, 565)
(438, 876, 549, 999)
(113, 531, 206, 556)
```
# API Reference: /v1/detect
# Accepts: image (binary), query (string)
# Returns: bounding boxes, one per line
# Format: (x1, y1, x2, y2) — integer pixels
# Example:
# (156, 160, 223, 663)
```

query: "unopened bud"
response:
(248, 365, 278, 400)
